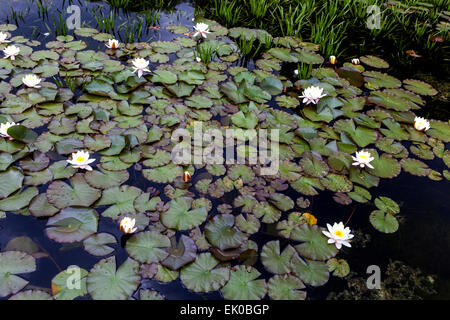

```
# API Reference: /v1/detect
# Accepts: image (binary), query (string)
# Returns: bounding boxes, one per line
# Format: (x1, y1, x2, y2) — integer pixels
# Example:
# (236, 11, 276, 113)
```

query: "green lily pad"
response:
(45, 207, 98, 243)
(205, 214, 248, 250)
(83, 233, 116, 256)
(46, 174, 101, 209)
(369, 153, 401, 179)
(290, 224, 338, 261)
(7, 125, 38, 143)
(180, 253, 230, 293)
(0, 251, 36, 297)
(221, 265, 267, 300)
(95, 185, 141, 219)
(139, 289, 165, 300)
(261, 241, 296, 274)
(125, 231, 171, 264)
(268, 274, 306, 300)
(87, 257, 140, 300)
(161, 197, 208, 231)
(374, 196, 400, 215)
(291, 254, 329, 286)
(0, 168, 23, 199)
(369, 210, 399, 233)
(51, 266, 88, 300)
(327, 258, 350, 277)
(9, 290, 52, 300)
(0, 187, 38, 212)
(360, 55, 389, 69)
(403, 79, 437, 96)
(161, 235, 197, 271)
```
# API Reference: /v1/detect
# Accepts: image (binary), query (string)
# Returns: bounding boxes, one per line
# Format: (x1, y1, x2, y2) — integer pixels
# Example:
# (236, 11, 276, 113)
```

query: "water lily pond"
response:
(0, 0, 449, 301)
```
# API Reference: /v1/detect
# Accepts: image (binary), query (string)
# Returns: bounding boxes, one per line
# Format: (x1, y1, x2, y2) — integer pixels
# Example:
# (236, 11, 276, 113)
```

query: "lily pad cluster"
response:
(0, 18, 448, 300)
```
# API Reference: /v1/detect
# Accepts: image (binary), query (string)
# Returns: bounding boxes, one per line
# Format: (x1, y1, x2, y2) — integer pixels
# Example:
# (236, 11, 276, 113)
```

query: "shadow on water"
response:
(0, 0, 449, 300)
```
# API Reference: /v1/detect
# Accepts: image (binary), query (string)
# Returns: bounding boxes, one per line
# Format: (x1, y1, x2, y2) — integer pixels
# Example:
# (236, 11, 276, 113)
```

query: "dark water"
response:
(0, 0, 449, 300)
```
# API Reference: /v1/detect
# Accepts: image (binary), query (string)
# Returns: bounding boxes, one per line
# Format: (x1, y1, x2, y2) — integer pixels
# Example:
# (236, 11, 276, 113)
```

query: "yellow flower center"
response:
(334, 230, 343, 237)
(360, 155, 367, 159)
(76, 156, 85, 162)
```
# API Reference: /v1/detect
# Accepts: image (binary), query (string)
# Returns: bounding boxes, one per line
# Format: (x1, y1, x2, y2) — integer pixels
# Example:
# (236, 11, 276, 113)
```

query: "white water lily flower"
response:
(66, 150, 95, 171)
(0, 32, 11, 44)
(298, 86, 327, 105)
(131, 58, 150, 78)
(193, 23, 210, 38)
(294, 69, 299, 77)
(414, 116, 430, 131)
(329, 55, 337, 65)
(322, 222, 354, 249)
(120, 217, 137, 234)
(0, 122, 16, 139)
(106, 39, 119, 49)
(22, 74, 42, 88)
(352, 150, 375, 169)
(351, 58, 360, 65)
(3, 45, 20, 60)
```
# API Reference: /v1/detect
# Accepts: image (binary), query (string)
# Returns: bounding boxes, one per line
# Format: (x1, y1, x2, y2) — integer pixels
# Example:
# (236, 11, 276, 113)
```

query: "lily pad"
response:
(205, 214, 248, 250)
(125, 231, 171, 264)
(45, 207, 98, 243)
(161, 235, 197, 270)
(46, 174, 101, 209)
(161, 197, 208, 231)
(290, 224, 338, 261)
(291, 254, 329, 286)
(180, 253, 230, 293)
(261, 241, 296, 274)
(221, 265, 267, 300)
(267, 274, 306, 300)
(51, 266, 88, 300)
(86, 257, 140, 300)
(369, 210, 399, 233)
(0, 251, 36, 297)
(83, 233, 116, 256)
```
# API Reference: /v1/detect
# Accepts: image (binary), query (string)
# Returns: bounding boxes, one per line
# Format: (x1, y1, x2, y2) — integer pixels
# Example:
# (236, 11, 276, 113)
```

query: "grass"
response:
(212, 0, 242, 27)
(195, 41, 217, 65)
(196, 0, 449, 73)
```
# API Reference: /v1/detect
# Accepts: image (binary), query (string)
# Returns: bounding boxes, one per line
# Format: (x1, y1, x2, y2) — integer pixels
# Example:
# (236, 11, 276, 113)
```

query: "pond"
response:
(0, 0, 449, 300)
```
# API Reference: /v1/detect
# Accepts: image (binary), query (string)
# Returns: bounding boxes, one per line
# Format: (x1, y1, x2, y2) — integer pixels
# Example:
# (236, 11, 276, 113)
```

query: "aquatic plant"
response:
(0, 10, 448, 301)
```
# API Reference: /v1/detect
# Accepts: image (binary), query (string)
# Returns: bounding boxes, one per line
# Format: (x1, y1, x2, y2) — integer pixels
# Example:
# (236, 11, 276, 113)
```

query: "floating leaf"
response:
(180, 253, 230, 293)
(87, 257, 140, 300)
(51, 266, 88, 300)
(261, 241, 296, 274)
(0, 251, 36, 297)
(268, 274, 306, 300)
(291, 254, 329, 286)
(205, 214, 248, 250)
(374, 196, 400, 215)
(161, 235, 197, 270)
(221, 265, 267, 300)
(327, 258, 350, 277)
(46, 174, 101, 209)
(369, 210, 399, 233)
(83, 233, 116, 256)
(290, 224, 338, 261)
(125, 231, 171, 264)
(403, 79, 437, 96)
(161, 197, 207, 231)
(0, 168, 23, 199)
(45, 207, 98, 243)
